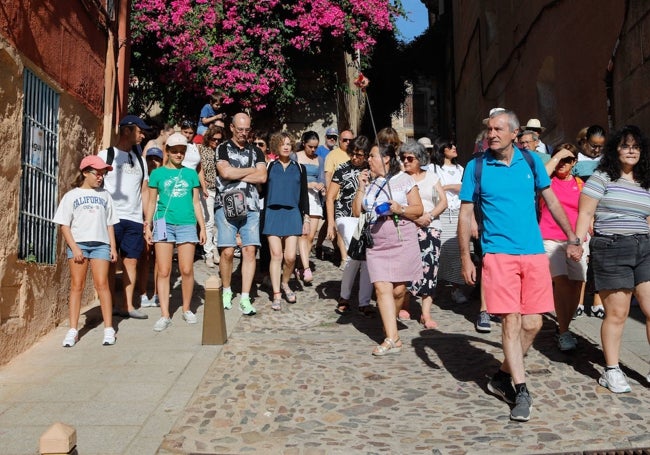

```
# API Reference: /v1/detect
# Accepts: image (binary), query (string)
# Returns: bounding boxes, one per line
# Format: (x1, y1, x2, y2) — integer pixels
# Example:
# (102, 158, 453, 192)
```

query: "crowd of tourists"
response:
(53, 100, 650, 423)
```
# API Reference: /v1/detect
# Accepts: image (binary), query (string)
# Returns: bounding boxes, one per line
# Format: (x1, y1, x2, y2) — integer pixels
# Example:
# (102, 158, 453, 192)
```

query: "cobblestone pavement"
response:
(160, 249, 650, 455)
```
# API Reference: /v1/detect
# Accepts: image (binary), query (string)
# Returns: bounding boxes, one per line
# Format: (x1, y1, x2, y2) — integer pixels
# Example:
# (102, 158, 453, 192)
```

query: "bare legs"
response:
(68, 258, 113, 330)
(553, 275, 583, 334)
(155, 242, 196, 318)
(268, 235, 298, 295)
(374, 281, 406, 349)
(299, 216, 320, 271)
(500, 313, 543, 384)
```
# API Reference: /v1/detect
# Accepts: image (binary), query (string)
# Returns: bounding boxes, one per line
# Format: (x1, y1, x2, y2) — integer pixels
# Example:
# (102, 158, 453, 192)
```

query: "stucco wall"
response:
(0, 38, 102, 364)
(452, 1, 627, 160)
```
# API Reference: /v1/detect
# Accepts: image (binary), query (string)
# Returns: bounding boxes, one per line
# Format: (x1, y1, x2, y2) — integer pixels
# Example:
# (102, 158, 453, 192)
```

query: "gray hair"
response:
(489, 108, 520, 133)
(400, 140, 429, 166)
(520, 129, 539, 141)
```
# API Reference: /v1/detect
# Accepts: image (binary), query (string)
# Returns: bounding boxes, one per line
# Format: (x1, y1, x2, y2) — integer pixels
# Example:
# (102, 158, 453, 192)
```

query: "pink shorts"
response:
(482, 253, 554, 315)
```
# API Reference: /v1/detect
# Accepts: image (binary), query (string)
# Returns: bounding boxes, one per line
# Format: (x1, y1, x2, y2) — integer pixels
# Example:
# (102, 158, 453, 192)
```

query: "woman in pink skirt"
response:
(352, 142, 424, 356)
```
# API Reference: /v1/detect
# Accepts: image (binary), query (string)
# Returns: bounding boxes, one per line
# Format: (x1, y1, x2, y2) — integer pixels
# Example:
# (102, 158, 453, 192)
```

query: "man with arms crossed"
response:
(215, 113, 267, 315)
(458, 109, 583, 421)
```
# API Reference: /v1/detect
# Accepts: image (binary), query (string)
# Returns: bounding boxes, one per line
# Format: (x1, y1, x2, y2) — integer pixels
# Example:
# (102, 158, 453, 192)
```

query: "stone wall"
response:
(451, 1, 631, 160)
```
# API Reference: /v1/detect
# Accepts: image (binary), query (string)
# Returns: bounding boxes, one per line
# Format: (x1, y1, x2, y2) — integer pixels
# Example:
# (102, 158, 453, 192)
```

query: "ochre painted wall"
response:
(0, 0, 106, 364)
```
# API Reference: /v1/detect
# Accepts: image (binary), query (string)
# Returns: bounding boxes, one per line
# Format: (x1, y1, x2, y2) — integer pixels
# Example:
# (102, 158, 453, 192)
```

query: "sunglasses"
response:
(326, 135, 338, 140)
(254, 141, 266, 147)
(180, 120, 194, 129)
(558, 157, 576, 165)
(87, 169, 108, 177)
(341, 137, 354, 143)
(400, 155, 416, 163)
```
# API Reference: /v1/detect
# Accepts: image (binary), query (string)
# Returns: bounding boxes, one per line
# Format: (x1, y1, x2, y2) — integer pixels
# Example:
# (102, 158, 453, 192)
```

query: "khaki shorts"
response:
(543, 239, 588, 281)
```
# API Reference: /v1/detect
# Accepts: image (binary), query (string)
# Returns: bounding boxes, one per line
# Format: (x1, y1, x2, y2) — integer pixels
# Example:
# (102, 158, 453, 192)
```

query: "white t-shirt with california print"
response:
(53, 187, 120, 244)
(98, 147, 149, 223)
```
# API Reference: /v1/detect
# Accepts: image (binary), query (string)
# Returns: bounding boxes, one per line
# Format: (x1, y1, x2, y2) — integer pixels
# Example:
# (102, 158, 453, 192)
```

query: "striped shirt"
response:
(583, 170, 650, 235)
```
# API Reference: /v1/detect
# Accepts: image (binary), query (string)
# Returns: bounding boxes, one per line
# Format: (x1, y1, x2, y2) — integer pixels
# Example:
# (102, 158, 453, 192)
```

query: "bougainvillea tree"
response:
(130, 0, 402, 117)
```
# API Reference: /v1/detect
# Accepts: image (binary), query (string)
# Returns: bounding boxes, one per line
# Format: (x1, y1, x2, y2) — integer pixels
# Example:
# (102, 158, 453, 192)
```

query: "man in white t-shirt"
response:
(98, 115, 151, 319)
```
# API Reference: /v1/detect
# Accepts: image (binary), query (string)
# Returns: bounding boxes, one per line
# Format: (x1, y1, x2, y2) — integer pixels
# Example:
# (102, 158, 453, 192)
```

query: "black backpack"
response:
(472, 148, 539, 231)
(106, 145, 145, 185)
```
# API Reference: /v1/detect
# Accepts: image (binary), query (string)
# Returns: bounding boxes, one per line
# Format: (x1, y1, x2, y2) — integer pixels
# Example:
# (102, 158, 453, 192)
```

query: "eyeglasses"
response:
(352, 152, 365, 158)
(326, 135, 338, 140)
(254, 141, 266, 147)
(619, 144, 641, 152)
(341, 137, 354, 143)
(587, 142, 604, 151)
(400, 155, 416, 163)
(234, 127, 251, 133)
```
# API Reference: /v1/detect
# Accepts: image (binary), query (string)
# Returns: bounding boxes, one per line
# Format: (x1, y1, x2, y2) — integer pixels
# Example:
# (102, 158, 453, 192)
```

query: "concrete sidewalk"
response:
(0, 259, 239, 455)
(1, 250, 650, 454)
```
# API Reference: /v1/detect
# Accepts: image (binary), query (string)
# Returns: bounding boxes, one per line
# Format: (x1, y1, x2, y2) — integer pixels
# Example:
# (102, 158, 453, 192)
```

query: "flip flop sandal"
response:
(271, 293, 282, 311)
(281, 284, 296, 304)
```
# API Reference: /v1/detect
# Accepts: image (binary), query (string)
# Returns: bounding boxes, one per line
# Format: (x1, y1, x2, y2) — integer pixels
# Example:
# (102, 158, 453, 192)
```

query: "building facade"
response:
(0, 0, 125, 364)
(446, 0, 648, 159)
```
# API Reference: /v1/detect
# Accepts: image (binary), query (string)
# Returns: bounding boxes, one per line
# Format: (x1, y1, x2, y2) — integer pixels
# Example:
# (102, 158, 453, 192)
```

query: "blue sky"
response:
(395, 0, 430, 42)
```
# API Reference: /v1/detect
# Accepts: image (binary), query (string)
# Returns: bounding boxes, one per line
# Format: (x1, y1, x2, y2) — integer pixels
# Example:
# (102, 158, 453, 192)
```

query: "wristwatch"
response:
(567, 238, 581, 245)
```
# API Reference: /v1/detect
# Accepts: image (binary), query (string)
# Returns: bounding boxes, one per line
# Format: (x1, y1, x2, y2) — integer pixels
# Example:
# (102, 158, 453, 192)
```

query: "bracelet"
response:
(566, 238, 581, 245)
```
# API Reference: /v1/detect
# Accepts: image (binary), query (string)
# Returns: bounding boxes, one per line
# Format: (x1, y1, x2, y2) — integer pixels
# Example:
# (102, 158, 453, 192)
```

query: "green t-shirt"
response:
(149, 166, 200, 225)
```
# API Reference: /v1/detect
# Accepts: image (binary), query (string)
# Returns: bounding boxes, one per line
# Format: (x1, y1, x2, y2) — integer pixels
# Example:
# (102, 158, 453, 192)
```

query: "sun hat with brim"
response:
(80, 155, 113, 171)
(525, 118, 545, 132)
(166, 132, 188, 148)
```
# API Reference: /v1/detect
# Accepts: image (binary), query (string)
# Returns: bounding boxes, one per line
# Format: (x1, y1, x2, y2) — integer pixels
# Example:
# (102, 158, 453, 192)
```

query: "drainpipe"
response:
(116, 0, 131, 124)
(102, 28, 116, 148)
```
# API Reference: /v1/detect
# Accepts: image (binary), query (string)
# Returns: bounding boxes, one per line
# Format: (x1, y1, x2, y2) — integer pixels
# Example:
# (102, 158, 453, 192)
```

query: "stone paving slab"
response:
(159, 254, 650, 455)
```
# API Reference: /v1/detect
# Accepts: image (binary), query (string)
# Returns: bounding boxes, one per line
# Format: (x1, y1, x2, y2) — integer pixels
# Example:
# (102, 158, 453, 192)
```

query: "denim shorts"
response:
(154, 223, 199, 244)
(215, 208, 260, 247)
(590, 233, 650, 291)
(67, 241, 111, 261)
(113, 219, 145, 259)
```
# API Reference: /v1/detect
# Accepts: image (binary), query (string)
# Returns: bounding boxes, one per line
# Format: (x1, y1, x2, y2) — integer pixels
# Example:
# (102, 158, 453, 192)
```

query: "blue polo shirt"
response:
(459, 147, 551, 255)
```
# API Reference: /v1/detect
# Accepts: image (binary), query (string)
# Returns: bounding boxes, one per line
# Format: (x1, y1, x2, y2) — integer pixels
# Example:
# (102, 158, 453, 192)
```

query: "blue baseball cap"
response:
(119, 115, 151, 130)
(146, 147, 163, 159)
(325, 127, 338, 136)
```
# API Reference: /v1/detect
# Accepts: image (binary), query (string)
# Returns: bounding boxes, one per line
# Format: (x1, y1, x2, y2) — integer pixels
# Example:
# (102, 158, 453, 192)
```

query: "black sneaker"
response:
(510, 390, 533, 422)
(487, 374, 516, 404)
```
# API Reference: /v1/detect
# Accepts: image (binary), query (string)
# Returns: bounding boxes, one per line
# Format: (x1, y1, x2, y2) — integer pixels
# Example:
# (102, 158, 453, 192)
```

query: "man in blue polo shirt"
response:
(458, 108, 583, 422)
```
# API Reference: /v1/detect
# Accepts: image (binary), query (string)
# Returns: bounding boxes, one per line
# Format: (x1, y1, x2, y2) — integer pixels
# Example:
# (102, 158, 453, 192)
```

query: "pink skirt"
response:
(366, 218, 424, 283)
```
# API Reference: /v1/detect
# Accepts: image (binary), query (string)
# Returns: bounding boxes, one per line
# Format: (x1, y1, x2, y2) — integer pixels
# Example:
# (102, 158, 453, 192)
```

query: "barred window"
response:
(19, 69, 60, 264)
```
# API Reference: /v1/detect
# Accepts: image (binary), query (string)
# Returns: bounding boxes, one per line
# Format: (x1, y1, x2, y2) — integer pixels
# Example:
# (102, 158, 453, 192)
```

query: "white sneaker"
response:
(451, 288, 469, 304)
(62, 328, 78, 347)
(182, 311, 198, 324)
(557, 331, 577, 351)
(599, 367, 631, 393)
(140, 294, 159, 308)
(102, 327, 116, 346)
(153, 317, 172, 332)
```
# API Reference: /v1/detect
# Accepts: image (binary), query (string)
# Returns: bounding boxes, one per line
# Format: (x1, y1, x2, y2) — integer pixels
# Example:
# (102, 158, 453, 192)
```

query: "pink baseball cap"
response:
(80, 155, 113, 171)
